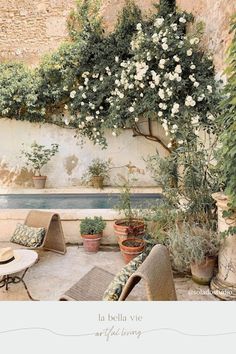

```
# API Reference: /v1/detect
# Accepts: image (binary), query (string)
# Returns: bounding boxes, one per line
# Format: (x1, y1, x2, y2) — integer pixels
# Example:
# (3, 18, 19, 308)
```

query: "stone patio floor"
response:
(0, 244, 219, 301)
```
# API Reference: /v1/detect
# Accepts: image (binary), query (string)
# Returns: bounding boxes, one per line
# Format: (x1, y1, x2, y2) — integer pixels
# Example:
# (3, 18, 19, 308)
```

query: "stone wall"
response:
(0, 0, 235, 71)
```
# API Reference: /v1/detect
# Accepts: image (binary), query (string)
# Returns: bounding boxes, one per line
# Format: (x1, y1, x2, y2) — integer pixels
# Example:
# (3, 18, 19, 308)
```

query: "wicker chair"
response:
(23, 210, 66, 255)
(59, 245, 176, 301)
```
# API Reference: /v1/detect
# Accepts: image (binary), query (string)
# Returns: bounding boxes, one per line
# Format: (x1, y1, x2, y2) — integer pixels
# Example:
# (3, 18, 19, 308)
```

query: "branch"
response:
(132, 123, 171, 154)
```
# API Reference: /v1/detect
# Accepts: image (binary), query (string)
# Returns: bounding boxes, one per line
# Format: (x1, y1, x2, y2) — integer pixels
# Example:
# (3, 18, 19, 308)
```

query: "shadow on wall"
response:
(0, 159, 33, 187)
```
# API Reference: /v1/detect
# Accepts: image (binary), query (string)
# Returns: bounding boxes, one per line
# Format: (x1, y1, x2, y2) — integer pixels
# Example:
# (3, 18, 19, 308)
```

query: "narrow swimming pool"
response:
(0, 193, 162, 209)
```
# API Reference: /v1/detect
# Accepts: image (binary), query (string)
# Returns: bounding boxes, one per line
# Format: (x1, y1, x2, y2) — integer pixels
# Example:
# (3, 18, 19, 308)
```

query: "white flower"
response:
(207, 85, 213, 93)
(129, 84, 134, 89)
(162, 43, 168, 51)
(112, 131, 117, 137)
(159, 59, 166, 69)
(93, 87, 97, 92)
(176, 76, 182, 82)
(178, 140, 184, 145)
(158, 111, 163, 117)
(170, 23, 178, 31)
(185, 96, 196, 107)
(167, 88, 173, 97)
(154, 17, 164, 28)
(136, 23, 142, 31)
(175, 65, 182, 74)
(179, 17, 187, 23)
(64, 104, 68, 110)
(167, 142, 172, 148)
(82, 93, 87, 99)
(187, 49, 193, 56)
(140, 83, 145, 89)
(135, 61, 149, 81)
(151, 71, 160, 86)
(119, 93, 124, 99)
(189, 74, 196, 82)
(135, 117, 139, 122)
(190, 64, 196, 70)
(198, 94, 205, 101)
(193, 82, 199, 88)
(172, 103, 180, 114)
(158, 89, 165, 100)
(81, 102, 85, 106)
(172, 124, 178, 130)
(173, 55, 180, 62)
(159, 103, 167, 110)
(129, 107, 135, 113)
(79, 86, 84, 91)
(150, 82, 155, 89)
(70, 90, 76, 99)
(100, 76, 104, 81)
(82, 71, 89, 78)
(162, 37, 168, 43)
(115, 56, 119, 63)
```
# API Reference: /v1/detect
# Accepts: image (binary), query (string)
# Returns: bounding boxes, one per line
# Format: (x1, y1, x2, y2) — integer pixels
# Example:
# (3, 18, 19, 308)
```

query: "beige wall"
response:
(0, 119, 168, 187)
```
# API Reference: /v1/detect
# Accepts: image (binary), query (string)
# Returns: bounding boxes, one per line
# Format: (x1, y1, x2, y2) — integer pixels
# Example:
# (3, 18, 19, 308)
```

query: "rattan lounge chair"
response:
(59, 245, 176, 301)
(23, 210, 66, 255)
(119, 244, 177, 301)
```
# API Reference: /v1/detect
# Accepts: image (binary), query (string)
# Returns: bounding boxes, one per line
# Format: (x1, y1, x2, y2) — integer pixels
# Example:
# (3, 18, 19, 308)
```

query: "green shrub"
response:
(80, 216, 106, 234)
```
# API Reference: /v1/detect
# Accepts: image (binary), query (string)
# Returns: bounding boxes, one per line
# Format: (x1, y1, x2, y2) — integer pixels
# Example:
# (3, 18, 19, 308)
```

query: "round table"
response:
(0, 249, 38, 300)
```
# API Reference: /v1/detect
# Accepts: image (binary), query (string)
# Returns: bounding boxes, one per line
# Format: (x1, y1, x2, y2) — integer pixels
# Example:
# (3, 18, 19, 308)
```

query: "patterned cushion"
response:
(102, 246, 152, 301)
(11, 223, 46, 248)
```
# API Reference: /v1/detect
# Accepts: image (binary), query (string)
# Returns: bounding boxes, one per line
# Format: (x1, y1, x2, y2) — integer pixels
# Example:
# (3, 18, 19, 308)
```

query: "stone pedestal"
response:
(210, 193, 236, 300)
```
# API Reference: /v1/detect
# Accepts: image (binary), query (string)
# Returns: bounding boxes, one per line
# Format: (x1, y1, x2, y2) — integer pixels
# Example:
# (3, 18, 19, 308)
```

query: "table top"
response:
(0, 249, 38, 276)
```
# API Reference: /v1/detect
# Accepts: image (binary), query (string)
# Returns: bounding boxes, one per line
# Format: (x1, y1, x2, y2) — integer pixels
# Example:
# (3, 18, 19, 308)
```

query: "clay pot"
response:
(190, 257, 216, 285)
(114, 219, 145, 245)
(32, 176, 47, 189)
(81, 233, 102, 253)
(91, 176, 104, 189)
(120, 238, 145, 264)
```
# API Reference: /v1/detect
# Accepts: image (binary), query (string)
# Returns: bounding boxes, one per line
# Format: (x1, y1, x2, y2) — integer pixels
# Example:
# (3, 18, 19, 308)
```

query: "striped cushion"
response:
(11, 223, 46, 248)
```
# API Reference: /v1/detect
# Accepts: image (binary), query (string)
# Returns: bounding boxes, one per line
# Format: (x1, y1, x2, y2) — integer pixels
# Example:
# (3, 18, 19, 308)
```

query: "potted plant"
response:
(168, 224, 219, 284)
(21, 142, 59, 189)
(210, 16, 236, 299)
(80, 216, 106, 253)
(114, 172, 145, 246)
(120, 238, 145, 264)
(82, 158, 111, 189)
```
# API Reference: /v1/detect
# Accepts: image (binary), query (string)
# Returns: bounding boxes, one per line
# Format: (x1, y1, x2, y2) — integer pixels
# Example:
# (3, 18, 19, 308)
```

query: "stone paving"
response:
(0, 245, 219, 301)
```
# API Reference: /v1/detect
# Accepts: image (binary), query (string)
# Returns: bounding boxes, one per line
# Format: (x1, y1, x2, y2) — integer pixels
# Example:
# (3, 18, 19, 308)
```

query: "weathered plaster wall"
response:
(0, 0, 235, 187)
(0, 119, 168, 187)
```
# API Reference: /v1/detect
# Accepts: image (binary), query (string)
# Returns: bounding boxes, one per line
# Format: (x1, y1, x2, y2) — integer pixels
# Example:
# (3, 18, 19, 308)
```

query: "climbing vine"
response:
(0, 0, 220, 151)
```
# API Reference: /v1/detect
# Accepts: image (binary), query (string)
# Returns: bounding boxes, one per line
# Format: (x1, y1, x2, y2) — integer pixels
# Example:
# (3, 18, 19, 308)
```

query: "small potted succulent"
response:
(21, 142, 59, 189)
(82, 158, 111, 189)
(80, 216, 106, 253)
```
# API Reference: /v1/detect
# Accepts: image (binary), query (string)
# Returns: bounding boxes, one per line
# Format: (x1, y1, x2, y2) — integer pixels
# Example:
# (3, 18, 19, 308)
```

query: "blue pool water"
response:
(0, 193, 162, 209)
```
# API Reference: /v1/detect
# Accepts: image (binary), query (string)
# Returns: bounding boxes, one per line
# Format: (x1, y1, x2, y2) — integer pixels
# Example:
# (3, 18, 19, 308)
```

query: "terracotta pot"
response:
(32, 176, 47, 189)
(190, 257, 216, 285)
(91, 176, 104, 189)
(114, 219, 145, 245)
(81, 233, 102, 253)
(210, 192, 236, 299)
(120, 238, 145, 264)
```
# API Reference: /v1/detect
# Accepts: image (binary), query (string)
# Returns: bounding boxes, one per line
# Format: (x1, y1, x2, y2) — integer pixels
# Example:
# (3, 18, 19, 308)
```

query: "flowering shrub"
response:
(0, 0, 220, 151)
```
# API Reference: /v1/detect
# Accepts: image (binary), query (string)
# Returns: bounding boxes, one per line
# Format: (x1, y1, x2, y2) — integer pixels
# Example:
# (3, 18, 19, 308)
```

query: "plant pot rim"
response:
(115, 218, 144, 226)
(81, 233, 102, 240)
(120, 238, 145, 250)
(191, 256, 217, 267)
